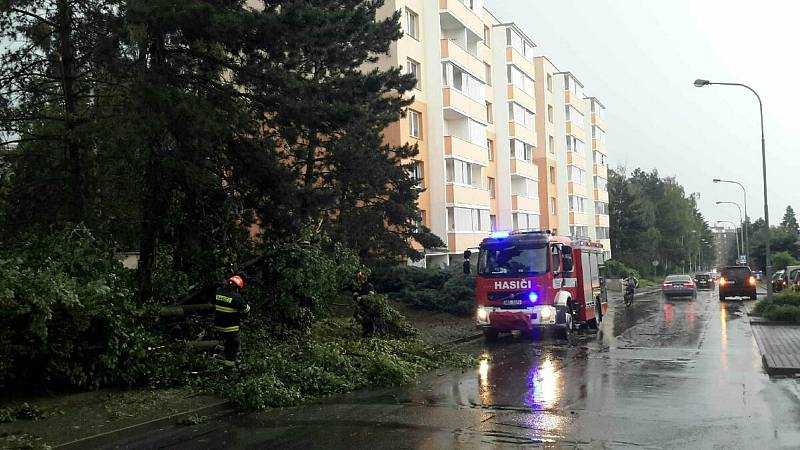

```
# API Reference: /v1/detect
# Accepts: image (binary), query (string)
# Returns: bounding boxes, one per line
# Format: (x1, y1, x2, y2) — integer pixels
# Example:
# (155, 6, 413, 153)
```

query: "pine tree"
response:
(781, 205, 799, 234)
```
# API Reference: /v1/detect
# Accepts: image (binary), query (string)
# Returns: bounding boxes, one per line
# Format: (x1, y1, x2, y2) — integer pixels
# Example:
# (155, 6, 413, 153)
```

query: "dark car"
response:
(694, 273, 714, 290)
(772, 270, 786, 292)
(662, 274, 696, 299)
(719, 266, 757, 300)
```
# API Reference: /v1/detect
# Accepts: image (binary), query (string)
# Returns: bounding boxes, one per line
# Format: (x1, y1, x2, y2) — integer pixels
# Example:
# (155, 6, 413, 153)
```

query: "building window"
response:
(593, 125, 606, 143)
(486, 101, 493, 124)
(448, 206, 490, 232)
(488, 177, 496, 199)
(594, 176, 608, 191)
(510, 139, 533, 161)
(565, 105, 584, 124)
(405, 8, 419, 40)
(596, 226, 610, 240)
(595, 201, 609, 215)
(487, 138, 494, 161)
(406, 58, 421, 90)
(566, 135, 585, 155)
(409, 109, 421, 138)
(569, 195, 587, 213)
(415, 210, 427, 233)
(513, 213, 540, 231)
(511, 175, 538, 198)
(446, 158, 481, 188)
(546, 74, 553, 92)
(549, 166, 556, 183)
(484, 25, 491, 47)
(410, 160, 424, 187)
(550, 197, 557, 215)
(490, 215, 497, 231)
(548, 135, 555, 154)
(508, 102, 535, 129)
(593, 151, 607, 167)
(570, 225, 590, 238)
(484, 62, 492, 85)
(507, 65, 535, 95)
(567, 165, 586, 184)
(442, 62, 486, 103)
(547, 104, 553, 123)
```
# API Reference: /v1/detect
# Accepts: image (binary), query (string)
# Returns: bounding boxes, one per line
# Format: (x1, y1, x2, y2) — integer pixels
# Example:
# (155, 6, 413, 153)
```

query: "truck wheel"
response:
(595, 298, 603, 323)
(557, 313, 572, 340)
(483, 328, 499, 341)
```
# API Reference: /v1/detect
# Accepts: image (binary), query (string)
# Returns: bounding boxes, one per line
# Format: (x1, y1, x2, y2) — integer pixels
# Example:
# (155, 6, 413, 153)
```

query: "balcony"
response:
(569, 212, 590, 225)
(596, 214, 610, 227)
(512, 195, 540, 213)
(593, 163, 608, 178)
(439, 0, 484, 40)
(440, 39, 484, 81)
(567, 151, 586, 166)
(508, 122, 537, 146)
(594, 189, 609, 203)
(564, 91, 587, 111)
(567, 181, 586, 194)
(592, 113, 606, 130)
(442, 87, 486, 121)
(506, 46, 535, 74)
(510, 158, 538, 179)
(507, 84, 536, 111)
(444, 136, 487, 163)
(447, 183, 490, 207)
(448, 232, 488, 253)
(592, 139, 607, 154)
(565, 121, 585, 136)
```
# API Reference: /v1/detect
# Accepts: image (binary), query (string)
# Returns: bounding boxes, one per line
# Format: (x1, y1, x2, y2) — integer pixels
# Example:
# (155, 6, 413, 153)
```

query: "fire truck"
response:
(465, 230, 608, 340)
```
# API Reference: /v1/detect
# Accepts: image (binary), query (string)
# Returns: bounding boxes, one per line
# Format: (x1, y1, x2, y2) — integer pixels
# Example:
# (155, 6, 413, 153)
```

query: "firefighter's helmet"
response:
(228, 275, 245, 289)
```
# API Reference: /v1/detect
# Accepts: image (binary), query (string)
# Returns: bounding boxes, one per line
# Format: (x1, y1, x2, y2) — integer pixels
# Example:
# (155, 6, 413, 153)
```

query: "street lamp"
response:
(716, 201, 743, 261)
(713, 178, 749, 263)
(695, 78, 771, 300)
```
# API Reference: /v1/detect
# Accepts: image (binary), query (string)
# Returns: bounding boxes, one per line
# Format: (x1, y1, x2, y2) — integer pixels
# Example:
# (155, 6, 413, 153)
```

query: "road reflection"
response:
(720, 303, 728, 370)
(524, 355, 559, 410)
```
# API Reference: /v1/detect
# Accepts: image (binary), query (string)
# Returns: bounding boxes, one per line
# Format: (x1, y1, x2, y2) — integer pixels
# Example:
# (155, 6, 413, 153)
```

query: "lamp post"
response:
(695, 79, 771, 301)
(716, 201, 743, 261)
(713, 178, 749, 263)
(717, 221, 740, 262)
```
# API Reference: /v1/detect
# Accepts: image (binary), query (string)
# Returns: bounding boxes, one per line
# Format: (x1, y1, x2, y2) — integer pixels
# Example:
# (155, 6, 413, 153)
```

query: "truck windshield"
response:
(478, 245, 549, 276)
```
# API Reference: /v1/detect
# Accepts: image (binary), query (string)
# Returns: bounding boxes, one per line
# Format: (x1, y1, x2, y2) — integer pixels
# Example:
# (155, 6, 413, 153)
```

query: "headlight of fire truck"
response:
(540, 306, 553, 320)
(476, 307, 489, 323)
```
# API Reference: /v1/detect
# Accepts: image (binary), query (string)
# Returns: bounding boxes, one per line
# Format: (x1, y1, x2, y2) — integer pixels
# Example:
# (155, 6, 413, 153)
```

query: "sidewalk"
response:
(745, 301, 800, 376)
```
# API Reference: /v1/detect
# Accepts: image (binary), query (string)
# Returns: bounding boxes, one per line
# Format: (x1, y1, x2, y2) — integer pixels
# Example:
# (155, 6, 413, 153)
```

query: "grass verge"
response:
(752, 291, 800, 321)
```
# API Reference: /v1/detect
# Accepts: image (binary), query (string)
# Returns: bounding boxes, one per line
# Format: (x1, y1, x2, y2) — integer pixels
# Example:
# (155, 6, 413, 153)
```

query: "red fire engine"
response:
(466, 230, 608, 340)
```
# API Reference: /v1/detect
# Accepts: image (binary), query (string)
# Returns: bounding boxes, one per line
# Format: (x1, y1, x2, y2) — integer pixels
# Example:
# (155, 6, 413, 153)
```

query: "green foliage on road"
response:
(753, 291, 800, 322)
(609, 168, 714, 276)
(353, 293, 418, 338)
(0, 227, 162, 390)
(371, 265, 476, 316)
(208, 326, 474, 410)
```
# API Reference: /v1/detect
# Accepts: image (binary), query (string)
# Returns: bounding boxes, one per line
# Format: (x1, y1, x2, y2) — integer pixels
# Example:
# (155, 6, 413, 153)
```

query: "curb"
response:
(749, 318, 800, 326)
(54, 399, 234, 449)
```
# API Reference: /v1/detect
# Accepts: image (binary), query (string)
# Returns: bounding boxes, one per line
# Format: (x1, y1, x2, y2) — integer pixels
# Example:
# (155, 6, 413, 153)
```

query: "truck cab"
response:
(472, 231, 607, 340)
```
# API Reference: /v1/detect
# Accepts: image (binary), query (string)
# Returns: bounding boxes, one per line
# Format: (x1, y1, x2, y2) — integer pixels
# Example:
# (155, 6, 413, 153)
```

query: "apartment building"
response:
(373, 1, 611, 266)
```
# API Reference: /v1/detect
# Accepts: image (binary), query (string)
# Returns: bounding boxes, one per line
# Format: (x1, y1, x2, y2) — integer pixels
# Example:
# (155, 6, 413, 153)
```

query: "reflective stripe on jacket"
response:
(210, 288, 249, 332)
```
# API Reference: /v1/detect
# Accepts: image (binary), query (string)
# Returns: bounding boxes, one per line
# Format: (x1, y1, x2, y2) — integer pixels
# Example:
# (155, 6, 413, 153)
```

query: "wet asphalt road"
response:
(102, 289, 800, 449)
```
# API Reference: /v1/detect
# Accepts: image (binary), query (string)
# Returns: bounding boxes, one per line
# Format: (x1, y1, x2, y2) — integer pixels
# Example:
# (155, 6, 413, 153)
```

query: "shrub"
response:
(605, 259, 640, 279)
(353, 293, 417, 338)
(250, 234, 363, 336)
(209, 329, 474, 409)
(763, 305, 800, 322)
(0, 226, 161, 390)
(371, 264, 475, 316)
(753, 291, 800, 321)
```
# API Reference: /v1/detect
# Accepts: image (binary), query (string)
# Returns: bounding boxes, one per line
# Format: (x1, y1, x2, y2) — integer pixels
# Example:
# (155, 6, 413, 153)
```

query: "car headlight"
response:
(540, 307, 553, 320)
(477, 307, 488, 321)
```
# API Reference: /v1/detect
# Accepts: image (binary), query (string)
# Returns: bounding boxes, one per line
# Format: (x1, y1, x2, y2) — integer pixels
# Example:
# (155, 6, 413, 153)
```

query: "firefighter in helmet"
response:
(353, 271, 375, 299)
(211, 275, 250, 368)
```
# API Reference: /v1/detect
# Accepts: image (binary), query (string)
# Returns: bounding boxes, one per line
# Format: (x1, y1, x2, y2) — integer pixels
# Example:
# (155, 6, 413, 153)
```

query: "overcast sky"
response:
(487, 0, 798, 228)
